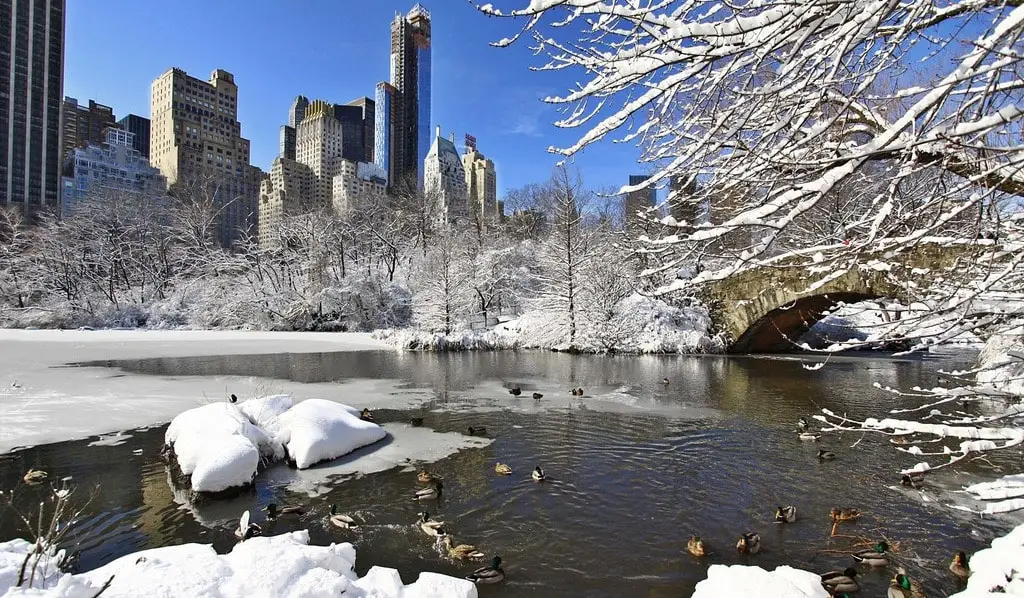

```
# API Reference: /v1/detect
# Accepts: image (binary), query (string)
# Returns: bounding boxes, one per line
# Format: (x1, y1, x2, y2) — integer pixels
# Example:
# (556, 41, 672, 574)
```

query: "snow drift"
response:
(268, 399, 387, 469)
(0, 531, 478, 598)
(164, 397, 385, 494)
(693, 564, 829, 597)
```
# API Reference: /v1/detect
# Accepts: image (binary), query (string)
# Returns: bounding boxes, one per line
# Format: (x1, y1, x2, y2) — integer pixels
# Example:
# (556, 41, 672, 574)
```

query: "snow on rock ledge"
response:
(693, 564, 829, 598)
(0, 531, 478, 598)
(950, 523, 1024, 597)
(270, 399, 387, 469)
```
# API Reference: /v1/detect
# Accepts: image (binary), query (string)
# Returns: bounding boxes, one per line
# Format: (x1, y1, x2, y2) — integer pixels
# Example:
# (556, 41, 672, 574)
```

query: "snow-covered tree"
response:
(412, 230, 475, 335)
(478, 0, 1024, 345)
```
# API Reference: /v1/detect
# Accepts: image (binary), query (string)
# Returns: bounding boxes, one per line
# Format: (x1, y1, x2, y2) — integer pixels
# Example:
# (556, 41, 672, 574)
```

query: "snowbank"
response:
(692, 564, 829, 598)
(375, 294, 723, 354)
(164, 403, 275, 493)
(0, 540, 64, 593)
(270, 399, 387, 469)
(0, 531, 478, 598)
(950, 523, 1024, 597)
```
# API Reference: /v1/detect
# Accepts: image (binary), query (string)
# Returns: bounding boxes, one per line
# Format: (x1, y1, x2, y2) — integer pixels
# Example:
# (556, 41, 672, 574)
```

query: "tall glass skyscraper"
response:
(376, 4, 431, 191)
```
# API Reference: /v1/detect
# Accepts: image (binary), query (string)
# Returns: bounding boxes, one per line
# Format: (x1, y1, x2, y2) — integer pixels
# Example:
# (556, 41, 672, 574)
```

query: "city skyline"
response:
(62, 0, 645, 198)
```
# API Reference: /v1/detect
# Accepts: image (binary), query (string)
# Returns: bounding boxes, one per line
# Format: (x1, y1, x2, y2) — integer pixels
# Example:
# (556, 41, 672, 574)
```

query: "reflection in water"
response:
(2, 350, 1013, 597)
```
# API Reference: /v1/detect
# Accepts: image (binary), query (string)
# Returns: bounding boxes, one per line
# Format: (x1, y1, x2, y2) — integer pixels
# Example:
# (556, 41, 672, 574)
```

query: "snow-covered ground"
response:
(692, 564, 829, 597)
(0, 530, 478, 598)
(950, 522, 1024, 596)
(0, 329, 394, 452)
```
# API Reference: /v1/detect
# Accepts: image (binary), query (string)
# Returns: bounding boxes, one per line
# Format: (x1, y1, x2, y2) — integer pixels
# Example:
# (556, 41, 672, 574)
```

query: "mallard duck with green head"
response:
(328, 504, 359, 529)
(418, 512, 447, 537)
(466, 556, 505, 584)
(852, 540, 889, 566)
(888, 570, 925, 598)
(775, 505, 797, 523)
(443, 535, 485, 560)
(264, 502, 305, 520)
(736, 532, 760, 554)
(820, 567, 859, 593)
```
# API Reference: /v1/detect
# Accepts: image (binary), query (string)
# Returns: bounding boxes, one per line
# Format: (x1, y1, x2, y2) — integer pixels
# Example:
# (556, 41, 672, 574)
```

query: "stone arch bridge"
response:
(697, 242, 998, 353)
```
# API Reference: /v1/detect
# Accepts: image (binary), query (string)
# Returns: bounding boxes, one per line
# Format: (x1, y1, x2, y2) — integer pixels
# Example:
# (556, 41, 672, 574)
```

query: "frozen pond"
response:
(0, 349, 1015, 596)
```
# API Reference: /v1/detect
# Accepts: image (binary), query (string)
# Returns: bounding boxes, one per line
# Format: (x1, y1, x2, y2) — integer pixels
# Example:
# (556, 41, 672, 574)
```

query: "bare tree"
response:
(412, 230, 475, 335)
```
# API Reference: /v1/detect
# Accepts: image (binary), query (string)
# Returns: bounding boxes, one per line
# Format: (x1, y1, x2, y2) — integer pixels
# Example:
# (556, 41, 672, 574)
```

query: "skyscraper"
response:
(463, 135, 497, 229)
(375, 4, 431, 191)
(149, 67, 259, 246)
(668, 173, 700, 224)
(117, 114, 151, 158)
(625, 174, 656, 230)
(424, 126, 468, 223)
(61, 97, 116, 160)
(279, 95, 309, 161)
(295, 99, 344, 208)
(1, 0, 65, 213)
(374, 82, 398, 185)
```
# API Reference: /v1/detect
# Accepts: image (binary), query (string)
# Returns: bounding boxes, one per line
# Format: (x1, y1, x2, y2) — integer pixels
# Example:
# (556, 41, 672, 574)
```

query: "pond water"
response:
(1, 349, 1016, 596)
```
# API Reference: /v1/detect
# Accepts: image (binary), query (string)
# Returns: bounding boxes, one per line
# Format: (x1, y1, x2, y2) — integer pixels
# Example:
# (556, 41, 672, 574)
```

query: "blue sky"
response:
(64, 1, 643, 197)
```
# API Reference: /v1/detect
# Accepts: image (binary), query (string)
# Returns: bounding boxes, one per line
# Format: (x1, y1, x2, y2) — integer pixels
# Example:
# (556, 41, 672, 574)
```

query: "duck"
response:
(687, 536, 706, 557)
(797, 417, 809, 431)
(660, 378, 670, 385)
(775, 505, 797, 523)
(360, 408, 374, 422)
(410, 417, 424, 427)
(531, 466, 546, 482)
(901, 472, 925, 488)
(817, 449, 837, 461)
(532, 392, 543, 399)
(571, 388, 584, 396)
(799, 432, 821, 441)
(495, 462, 513, 476)
(417, 470, 441, 484)
(264, 502, 305, 519)
(234, 510, 262, 541)
(413, 481, 443, 501)
(418, 512, 447, 537)
(23, 469, 48, 485)
(820, 567, 859, 594)
(328, 504, 359, 529)
(508, 387, 522, 396)
(949, 551, 970, 579)
(466, 556, 505, 585)
(830, 508, 861, 522)
(888, 571, 925, 598)
(851, 540, 889, 566)
(467, 426, 487, 436)
(229, 393, 238, 404)
(736, 532, 760, 554)
(443, 535, 485, 560)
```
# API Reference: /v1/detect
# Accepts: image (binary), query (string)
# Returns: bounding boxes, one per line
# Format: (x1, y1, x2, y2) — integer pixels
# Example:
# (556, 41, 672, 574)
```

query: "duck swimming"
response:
(888, 569, 925, 598)
(821, 567, 859, 594)
(264, 503, 305, 519)
(687, 536, 706, 557)
(901, 472, 925, 487)
(817, 449, 836, 461)
(508, 387, 522, 396)
(23, 469, 48, 485)
(852, 541, 889, 566)
(413, 481, 442, 501)
(495, 462, 513, 475)
(531, 466, 546, 482)
(466, 556, 505, 584)
(950, 551, 970, 579)
(775, 505, 797, 523)
(417, 470, 441, 484)
(799, 432, 821, 441)
(360, 408, 374, 422)
(328, 504, 359, 529)
(418, 512, 447, 537)
(736, 532, 760, 554)
(443, 536, 485, 560)
(532, 392, 543, 399)
(797, 417, 809, 431)
(467, 426, 487, 436)
(229, 393, 238, 404)
(830, 508, 861, 522)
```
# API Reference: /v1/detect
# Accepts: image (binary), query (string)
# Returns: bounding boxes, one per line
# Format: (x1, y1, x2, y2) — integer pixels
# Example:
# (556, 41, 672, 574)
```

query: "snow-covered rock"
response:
(950, 523, 1024, 597)
(271, 399, 386, 469)
(164, 403, 276, 493)
(976, 326, 1024, 396)
(0, 531, 478, 598)
(237, 394, 293, 430)
(693, 564, 829, 597)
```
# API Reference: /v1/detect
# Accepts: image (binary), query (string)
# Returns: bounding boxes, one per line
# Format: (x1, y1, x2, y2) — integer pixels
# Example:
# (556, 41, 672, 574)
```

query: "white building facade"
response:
(61, 128, 167, 214)
(423, 127, 468, 224)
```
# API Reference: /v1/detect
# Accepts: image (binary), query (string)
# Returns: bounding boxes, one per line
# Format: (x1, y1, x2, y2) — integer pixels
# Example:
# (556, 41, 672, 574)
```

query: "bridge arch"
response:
(698, 242, 979, 353)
